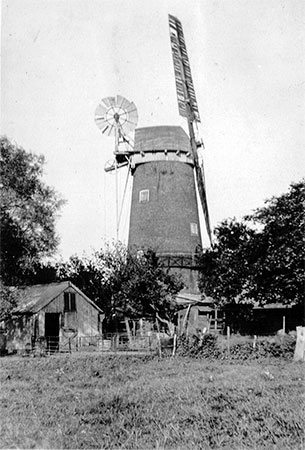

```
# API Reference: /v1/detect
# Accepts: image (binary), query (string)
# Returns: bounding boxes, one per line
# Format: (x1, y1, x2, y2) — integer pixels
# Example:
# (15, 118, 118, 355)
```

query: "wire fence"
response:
(15, 332, 176, 357)
(3, 330, 300, 360)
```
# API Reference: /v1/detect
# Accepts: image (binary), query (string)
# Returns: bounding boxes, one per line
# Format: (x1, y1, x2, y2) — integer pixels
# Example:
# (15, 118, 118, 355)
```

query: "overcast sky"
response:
(1, 0, 304, 260)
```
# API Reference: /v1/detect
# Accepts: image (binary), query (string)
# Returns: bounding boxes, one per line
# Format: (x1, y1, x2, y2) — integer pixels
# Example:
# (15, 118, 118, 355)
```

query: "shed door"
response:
(45, 313, 60, 352)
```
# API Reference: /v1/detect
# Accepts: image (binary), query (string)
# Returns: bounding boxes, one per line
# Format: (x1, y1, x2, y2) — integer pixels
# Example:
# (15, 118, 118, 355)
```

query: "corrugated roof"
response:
(134, 126, 190, 153)
(175, 292, 214, 306)
(13, 281, 103, 314)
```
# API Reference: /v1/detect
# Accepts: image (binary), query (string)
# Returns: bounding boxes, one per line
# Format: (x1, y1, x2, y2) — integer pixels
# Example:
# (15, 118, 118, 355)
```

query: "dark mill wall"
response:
(128, 160, 202, 255)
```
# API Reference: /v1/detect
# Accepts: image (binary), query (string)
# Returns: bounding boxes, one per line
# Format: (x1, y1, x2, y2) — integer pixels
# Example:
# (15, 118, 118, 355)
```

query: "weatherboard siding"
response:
(41, 289, 100, 337)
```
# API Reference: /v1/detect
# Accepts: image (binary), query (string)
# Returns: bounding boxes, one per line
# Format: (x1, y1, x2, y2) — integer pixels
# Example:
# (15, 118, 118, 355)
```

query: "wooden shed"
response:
(176, 292, 222, 335)
(5, 281, 104, 353)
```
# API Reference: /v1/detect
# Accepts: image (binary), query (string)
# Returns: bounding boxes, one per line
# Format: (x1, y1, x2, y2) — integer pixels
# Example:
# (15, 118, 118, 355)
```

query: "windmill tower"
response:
(95, 15, 211, 294)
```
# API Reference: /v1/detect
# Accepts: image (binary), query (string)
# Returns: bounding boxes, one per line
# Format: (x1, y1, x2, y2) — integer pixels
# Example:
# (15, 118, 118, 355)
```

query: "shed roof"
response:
(175, 292, 214, 306)
(13, 281, 103, 314)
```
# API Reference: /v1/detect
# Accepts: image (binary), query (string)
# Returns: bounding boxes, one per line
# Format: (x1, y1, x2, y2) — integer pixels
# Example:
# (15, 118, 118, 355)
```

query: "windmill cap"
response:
(134, 126, 191, 153)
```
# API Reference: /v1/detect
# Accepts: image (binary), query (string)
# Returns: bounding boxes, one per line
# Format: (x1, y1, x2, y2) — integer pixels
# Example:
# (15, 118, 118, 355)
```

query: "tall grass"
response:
(0, 354, 304, 449)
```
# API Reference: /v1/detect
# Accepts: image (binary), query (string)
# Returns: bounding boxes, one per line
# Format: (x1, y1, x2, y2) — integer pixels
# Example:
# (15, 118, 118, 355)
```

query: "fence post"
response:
(283, 316, 286, 334)
(139, 318, 144, 337)
(156, 332, 162, 358)
(294, 326, 305, 361)
(125, 318, 132, 345)
(227, 326, 230, 355)
(172, 334, 177, 357)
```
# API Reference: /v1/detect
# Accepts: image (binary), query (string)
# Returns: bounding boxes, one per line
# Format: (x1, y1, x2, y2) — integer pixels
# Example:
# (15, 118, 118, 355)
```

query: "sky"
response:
(1, 0, 304, 260)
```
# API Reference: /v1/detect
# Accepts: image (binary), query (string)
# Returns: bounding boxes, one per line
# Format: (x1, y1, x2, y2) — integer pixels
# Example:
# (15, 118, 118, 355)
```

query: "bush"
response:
(177, 333, 220, 358)
(177, 333, 296, 361)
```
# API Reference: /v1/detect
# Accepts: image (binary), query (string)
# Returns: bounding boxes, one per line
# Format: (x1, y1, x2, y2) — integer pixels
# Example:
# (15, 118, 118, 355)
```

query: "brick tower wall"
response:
(128, 160, 202, 255)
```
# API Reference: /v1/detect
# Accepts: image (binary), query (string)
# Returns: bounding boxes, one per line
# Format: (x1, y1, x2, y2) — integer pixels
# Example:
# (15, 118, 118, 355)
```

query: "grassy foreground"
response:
(0, 353, 304, 449)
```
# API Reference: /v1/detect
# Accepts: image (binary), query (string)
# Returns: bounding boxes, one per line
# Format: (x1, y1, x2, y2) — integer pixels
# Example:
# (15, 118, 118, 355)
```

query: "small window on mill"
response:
(139, 189, 149, 203)
(190, 223, 198, 236)
(64, 292, 76, 312)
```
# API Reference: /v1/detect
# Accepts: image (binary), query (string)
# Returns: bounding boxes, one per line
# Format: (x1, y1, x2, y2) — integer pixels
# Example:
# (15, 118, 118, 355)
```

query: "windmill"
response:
(95, 15, 211, 293)
(94, 95, 138, 239)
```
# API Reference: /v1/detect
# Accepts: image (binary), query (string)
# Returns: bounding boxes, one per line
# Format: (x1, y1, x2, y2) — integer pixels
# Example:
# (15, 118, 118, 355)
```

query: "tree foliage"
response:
(198, 219, 256, 303)
(198, 180, 305, 306)
(0, 137, 65, 285)
(0, 282, 21, 321)
(246, 180, 304, 304)
(58, 242, 183, 324)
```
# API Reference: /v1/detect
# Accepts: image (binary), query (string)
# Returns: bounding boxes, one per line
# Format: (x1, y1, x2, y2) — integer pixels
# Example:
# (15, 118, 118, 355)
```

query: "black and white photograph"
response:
(1, 0, 304, 449)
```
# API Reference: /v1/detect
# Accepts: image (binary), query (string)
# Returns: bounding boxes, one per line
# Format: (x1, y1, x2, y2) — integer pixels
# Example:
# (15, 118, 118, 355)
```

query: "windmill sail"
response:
(168, 14, 200, 123)
(168, 14, 212, 244)
(195, 163, 212, 242)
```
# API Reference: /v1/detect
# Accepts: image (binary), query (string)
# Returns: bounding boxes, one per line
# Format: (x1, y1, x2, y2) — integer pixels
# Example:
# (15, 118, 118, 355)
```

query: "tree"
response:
(198, 180, 305, 306)
(246, 180, 305, 304)
(0, 282, 21, 321)
(198, 219, 256, 304)
(0, 137, 65, 285)
(108, 247, 183, 321)
(58, 242, 184, 326)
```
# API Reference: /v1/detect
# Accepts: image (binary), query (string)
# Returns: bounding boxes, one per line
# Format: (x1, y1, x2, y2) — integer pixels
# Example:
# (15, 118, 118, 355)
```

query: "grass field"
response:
(0, 353, 304, 449)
